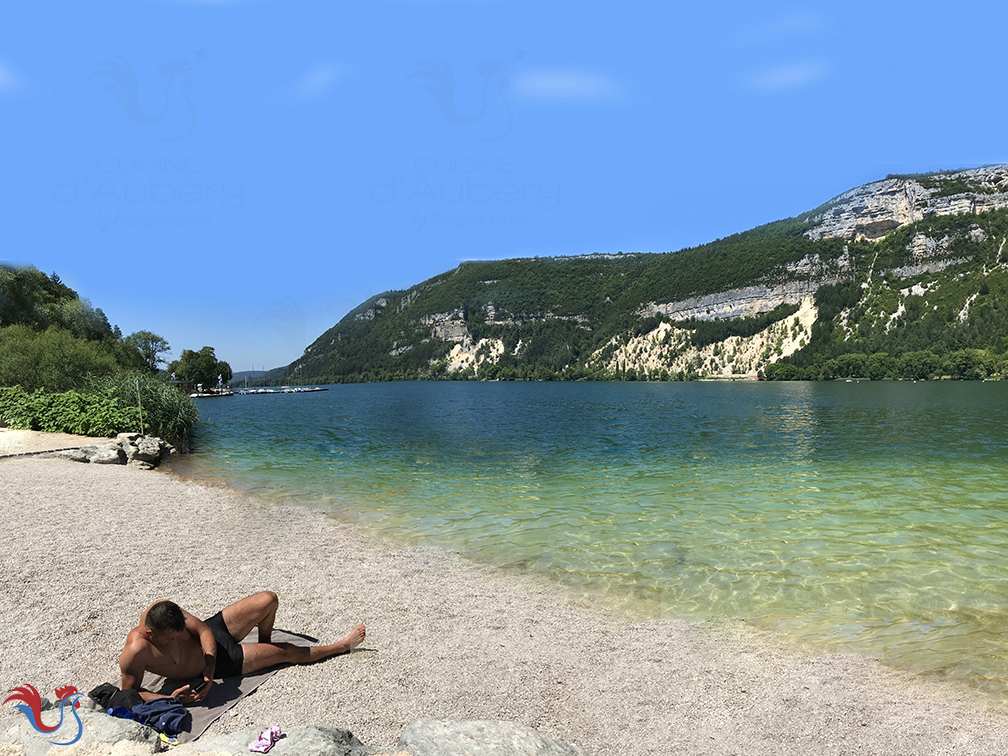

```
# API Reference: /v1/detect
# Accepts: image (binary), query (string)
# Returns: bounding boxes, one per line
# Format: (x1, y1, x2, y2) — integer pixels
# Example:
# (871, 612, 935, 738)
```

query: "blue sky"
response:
(2, 0, 1006, 372)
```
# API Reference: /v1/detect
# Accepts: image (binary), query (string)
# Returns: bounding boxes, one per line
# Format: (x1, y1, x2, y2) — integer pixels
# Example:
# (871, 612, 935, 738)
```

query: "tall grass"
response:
(85, 373, 199, 451)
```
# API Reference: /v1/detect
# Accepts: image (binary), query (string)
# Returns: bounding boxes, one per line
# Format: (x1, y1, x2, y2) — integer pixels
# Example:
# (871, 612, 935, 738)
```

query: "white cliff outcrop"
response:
(593, 297, 818, 379)
(805, 166, 1008, 241)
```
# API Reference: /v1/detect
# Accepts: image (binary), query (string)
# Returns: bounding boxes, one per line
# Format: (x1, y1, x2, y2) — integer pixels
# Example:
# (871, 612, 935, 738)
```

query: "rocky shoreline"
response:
(1, 709, 586, 755)
(49, 433, 175, 470)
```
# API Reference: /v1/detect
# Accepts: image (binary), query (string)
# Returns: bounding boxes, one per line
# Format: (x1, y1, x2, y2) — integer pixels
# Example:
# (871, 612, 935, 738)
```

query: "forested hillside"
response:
(287, 167, 1008, 383)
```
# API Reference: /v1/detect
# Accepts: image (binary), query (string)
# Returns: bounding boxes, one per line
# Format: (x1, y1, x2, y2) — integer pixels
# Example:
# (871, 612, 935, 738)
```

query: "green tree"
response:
(168, 346, 233, 388)
(866, 352, 896, 380)
(946, 349, 991, 380)
(897, 351, 940, 381)
(0, 325, 121, 392)
(125, 331, 171, 373)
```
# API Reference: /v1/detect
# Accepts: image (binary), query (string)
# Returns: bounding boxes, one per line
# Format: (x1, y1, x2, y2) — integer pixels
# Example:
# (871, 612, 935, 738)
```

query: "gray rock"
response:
(194, 724, 374, 756)
(0, 707, 157, 756)
(0, 716, 588, 756)
(133, 436, 164, 464)
(399, 720, 588, 756)
(78, 708, 157, 746)
(127, 458, 155, 470)
(116, 432, 141, 444)
(82, 443, 126, 465)
(56, 448, 89, 463)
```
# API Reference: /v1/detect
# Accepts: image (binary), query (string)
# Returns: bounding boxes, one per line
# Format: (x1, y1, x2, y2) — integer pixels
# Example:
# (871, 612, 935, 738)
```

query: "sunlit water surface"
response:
(171, 381, 1008, 695)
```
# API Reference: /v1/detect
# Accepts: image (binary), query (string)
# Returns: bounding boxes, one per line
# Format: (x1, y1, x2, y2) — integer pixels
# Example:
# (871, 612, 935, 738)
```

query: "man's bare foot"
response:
(337, 624, 366, 653)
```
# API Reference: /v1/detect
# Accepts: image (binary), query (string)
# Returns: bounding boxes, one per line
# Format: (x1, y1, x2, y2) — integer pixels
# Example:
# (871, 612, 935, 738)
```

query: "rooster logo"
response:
(407, 56, 514, 142)
(3, 684, 84, 746)
(87, 56, 198, 142)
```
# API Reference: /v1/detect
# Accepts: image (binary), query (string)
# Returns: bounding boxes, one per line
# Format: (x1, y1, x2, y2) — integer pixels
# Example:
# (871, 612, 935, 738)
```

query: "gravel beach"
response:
(2, 455, 1008, 755)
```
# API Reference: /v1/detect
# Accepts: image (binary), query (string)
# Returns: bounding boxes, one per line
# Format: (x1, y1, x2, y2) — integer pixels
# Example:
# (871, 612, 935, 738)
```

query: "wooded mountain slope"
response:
(289, 167, 1008, 382)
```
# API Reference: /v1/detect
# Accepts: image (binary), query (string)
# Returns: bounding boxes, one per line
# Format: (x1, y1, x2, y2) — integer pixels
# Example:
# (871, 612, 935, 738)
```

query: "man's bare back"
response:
(119, 592, 365, 705)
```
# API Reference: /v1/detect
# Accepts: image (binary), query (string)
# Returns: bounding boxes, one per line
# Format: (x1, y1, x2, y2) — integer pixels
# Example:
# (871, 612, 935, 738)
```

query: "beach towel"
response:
(139, 628, 316, 743)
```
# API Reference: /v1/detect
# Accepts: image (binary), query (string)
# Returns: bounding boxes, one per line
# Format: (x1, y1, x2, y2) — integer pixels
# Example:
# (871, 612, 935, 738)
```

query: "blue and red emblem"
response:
(3, 683, 84, 746)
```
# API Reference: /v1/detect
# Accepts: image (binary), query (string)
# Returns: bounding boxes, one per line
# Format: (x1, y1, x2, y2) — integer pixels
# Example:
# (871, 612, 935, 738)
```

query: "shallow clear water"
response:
(174, 381, 1008, 694)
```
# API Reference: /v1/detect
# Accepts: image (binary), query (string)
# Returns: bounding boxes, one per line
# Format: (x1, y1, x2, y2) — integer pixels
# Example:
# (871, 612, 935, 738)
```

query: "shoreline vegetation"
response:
(2, 455, 1008, 755)
(0, 265, 201, 450)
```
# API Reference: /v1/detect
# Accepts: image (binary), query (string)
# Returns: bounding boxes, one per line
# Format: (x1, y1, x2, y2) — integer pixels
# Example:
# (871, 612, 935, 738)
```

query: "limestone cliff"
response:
(804, 166, 1008, 241)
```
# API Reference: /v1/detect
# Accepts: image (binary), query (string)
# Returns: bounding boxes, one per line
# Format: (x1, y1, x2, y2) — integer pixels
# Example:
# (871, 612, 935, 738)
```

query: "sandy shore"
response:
(2, 456, 1008, 755)
(0, 429, 105, 457)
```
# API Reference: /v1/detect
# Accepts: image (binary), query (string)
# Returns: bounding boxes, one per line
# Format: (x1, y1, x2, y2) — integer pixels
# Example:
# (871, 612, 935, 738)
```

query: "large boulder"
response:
(132, 436, 164, 464)
(116, 435, 167, 469)
(55, 448, 89, 463)
(398, 720, 588, 756)
(82, 443, 126, 465)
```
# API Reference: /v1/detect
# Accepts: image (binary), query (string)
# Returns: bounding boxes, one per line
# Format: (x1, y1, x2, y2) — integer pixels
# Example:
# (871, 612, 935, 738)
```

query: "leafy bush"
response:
(0, 386, 38, 429)
(85, 373, 199, 451)
(0, 385, 137, 436)
(0, 375, 197, 449)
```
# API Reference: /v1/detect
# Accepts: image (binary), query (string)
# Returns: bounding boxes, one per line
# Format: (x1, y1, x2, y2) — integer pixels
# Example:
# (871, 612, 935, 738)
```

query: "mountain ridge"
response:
(288, 166, 1008, 382)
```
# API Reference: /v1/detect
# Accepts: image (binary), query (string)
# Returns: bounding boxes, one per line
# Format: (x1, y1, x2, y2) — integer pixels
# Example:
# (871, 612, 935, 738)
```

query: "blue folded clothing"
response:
(106, 706, 139, 721)
(130, 697, 192, 737)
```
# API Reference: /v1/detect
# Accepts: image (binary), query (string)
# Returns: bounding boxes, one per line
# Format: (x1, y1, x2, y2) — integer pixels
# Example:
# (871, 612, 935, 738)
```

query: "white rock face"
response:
(445, 338, 505, 373)
(805, 166, 1008, 241)
(638, 251, 851, 323)
(422, 307, 587, 375)
(889, 231, 975, 278)
(595, 297, 818, 379)
(354, 297, 391, 322)
(641, 281, 822, 322)
(421, 309, 471, 345)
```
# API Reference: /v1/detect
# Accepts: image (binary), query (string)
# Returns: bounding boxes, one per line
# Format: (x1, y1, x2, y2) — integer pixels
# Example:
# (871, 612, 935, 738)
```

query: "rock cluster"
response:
(0, 709, 589, 756)
(54, 433, 174, 470)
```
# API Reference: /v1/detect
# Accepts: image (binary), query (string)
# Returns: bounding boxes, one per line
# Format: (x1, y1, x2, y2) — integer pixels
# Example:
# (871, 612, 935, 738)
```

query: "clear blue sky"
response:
(2, 1, 1005, 372)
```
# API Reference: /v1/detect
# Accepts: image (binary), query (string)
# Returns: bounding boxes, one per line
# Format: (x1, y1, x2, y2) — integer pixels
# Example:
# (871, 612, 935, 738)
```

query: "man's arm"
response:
(182, 610, 216, 701)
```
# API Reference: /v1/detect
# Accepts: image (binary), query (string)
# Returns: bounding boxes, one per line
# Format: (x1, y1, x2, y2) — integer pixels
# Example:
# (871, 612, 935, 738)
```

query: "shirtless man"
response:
(119, 592, 366, 704)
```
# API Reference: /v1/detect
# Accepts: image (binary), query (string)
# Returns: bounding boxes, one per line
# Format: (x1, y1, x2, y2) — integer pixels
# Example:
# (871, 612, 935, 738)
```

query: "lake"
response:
(174, 381, 1008, 695)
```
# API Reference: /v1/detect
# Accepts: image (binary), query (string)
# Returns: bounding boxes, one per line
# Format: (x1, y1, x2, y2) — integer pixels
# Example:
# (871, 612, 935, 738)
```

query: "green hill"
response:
(288, 167, 1008, 383)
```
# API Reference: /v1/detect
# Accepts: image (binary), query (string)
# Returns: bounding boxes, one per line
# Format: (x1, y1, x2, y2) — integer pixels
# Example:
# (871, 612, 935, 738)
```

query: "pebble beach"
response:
(2, 453, 1008, 755)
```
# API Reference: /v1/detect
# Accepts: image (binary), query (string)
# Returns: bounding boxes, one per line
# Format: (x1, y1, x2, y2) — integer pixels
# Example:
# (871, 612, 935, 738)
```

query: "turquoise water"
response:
(174, 381, 1008, 694)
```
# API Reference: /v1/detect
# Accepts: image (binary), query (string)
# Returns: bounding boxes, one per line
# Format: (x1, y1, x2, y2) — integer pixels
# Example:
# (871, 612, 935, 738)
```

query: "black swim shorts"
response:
(203, 611, 245, 678)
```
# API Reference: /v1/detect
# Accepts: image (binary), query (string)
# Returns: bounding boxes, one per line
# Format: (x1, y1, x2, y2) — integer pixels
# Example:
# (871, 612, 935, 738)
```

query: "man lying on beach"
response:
(119, 592, 366, 704)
